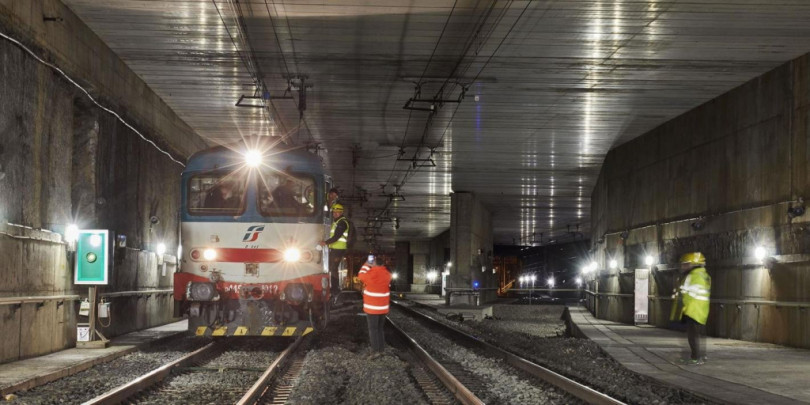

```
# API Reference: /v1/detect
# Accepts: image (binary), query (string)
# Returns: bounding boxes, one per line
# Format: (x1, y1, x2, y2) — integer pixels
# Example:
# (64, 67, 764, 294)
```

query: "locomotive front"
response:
(174, 142, 331, 336)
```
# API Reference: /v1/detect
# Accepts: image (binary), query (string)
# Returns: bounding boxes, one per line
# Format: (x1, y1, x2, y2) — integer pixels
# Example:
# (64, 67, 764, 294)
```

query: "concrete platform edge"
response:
(563, 306, 803, 405)
(1, 322, 187, 396)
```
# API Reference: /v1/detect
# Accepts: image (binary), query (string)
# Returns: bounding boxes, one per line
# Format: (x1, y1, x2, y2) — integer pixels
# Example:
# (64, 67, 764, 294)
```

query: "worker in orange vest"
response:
(357, 255, 391, 359)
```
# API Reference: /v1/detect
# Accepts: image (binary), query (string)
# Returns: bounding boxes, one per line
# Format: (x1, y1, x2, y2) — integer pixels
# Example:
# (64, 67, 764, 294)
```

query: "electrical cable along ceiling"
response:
(64, 0, 810, 248)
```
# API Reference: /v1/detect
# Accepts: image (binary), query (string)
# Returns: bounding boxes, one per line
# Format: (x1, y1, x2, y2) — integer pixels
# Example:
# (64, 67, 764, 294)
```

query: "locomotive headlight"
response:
(283, 247, 301, 262)
(203, 248, 217, 261)
(244, 150, 263, 167)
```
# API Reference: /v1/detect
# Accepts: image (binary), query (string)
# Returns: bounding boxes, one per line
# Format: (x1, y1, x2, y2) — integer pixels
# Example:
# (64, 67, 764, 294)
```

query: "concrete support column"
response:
(394, 241, 410, 290)
(449, 192, 496, 304)
(410, 241, 430, 293)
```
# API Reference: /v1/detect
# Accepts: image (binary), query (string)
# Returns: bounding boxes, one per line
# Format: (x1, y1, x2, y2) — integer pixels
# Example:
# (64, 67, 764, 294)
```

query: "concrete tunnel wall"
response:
(0, 1, 206, 363)
(590, 52, 810, 348)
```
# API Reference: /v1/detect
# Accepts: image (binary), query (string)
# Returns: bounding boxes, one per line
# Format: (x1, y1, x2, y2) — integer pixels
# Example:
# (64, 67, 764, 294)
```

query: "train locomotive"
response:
(173, 138, 332, 336)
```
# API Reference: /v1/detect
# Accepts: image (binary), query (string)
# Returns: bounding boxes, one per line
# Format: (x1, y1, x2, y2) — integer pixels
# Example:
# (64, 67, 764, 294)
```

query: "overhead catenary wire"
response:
(0, 30, 185, 167)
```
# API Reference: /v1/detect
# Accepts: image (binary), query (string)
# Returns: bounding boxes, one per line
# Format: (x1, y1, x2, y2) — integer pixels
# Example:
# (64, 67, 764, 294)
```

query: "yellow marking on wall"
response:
(303, 327, 314, 336)
(195, 327, 207, 336)
(212, 326, 228, 336)
(261, 327, 278, 336)
(234, 326, 248, 336)
(282, 327, 296, 336)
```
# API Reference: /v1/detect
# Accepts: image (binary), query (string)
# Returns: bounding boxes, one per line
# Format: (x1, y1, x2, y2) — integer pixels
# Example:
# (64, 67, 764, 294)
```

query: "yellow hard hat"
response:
(332, 203, 344, 211)
(680, 252, 706, 265)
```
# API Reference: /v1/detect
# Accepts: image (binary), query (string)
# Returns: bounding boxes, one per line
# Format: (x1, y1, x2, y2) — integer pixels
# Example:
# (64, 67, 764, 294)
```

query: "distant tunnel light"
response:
(754, 246, 767, 261)
(644, 255, 655, 266)
(575, 277, 583, 286)
(609, 259, 618, 269)
(392, 272, 399, 280)
(547, 277, 555, 288)
(244, 150, 263, 167)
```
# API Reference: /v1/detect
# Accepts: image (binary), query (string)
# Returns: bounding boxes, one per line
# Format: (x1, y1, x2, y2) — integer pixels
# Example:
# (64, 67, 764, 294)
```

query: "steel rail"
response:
(236, 334, 306, 405)
(386, 317, 484, 405)
(393, 302, 626, 405)
(81, 342, 217, 405)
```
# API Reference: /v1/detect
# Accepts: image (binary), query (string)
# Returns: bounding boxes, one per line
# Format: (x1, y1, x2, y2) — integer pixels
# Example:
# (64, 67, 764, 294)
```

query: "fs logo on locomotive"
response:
(242, 225, 265, 242)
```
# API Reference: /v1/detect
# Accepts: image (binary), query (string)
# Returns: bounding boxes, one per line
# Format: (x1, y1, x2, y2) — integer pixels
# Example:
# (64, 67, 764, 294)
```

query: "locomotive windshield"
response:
(186, 172, 247, 216)
(257, 170, 316, 217)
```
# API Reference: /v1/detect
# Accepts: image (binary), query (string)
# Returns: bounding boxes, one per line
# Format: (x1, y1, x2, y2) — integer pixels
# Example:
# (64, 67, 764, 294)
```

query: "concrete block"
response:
(0, 238, 22, 294)
(0, 305, 21, 363)
(19, 302, 55, 359)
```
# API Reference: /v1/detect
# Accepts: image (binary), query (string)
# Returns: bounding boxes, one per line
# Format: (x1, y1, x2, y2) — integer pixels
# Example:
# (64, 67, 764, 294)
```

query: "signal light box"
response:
(75, 229, 109, 285)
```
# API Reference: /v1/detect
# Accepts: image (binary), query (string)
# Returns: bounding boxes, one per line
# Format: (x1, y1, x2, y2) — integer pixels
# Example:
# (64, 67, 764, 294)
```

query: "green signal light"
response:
(86, 252, 98, 263)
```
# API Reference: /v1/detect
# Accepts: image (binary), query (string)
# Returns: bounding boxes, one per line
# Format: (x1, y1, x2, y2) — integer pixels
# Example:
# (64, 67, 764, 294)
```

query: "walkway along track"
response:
(392, 301, 626, 405)
(81, 336, 306, 405)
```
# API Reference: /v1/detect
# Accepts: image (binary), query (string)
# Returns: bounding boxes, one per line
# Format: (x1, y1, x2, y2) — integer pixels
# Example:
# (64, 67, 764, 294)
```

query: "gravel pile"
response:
(389, 309, 578, 405)
(286, 302, 428, 405)
(408, 303, 717, 405)
(12, 336, 210, 405)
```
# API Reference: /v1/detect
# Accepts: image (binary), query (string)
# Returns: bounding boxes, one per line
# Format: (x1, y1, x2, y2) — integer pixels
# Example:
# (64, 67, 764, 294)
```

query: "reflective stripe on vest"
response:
(363, 290, 390, 297)
(328, 217, 349, 250)
(363, 287, 389, 314)
(363, 303, 389, 311)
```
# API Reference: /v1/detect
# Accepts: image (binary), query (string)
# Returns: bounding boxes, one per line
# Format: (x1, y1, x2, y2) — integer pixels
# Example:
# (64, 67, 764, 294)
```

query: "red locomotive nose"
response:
(190, 249, 200, 260)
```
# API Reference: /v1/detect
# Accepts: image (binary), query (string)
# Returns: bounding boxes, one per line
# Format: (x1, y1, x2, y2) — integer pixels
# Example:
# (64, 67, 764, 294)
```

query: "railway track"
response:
(390, 302, 627, 405)
(81, 337, 305, 405)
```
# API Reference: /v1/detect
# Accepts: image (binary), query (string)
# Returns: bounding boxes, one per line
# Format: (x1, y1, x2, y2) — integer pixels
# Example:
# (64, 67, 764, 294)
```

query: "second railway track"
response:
(389, 301, 627, 405)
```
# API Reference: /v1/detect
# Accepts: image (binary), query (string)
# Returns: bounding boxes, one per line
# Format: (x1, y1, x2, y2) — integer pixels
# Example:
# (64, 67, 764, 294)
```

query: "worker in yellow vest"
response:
(671, 252, 711, 365)
(320, 204, 349, 299)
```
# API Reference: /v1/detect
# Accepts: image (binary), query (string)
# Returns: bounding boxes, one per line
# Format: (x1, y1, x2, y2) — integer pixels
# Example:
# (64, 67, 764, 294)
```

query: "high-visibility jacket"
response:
(327, 217, 349, 250)
(357, 263, 391, 315)
(673, 267, 711, 325)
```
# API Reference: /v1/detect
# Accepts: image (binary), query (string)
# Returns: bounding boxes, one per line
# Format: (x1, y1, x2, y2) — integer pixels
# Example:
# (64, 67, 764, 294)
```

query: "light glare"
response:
(156, 243, 167, 256)
(283, 248, 301, 262)
(65, 224, 79, 243)
(203, 248, 217, 261)
(245, 150, 263, 167)
(754, 246, 767, 261)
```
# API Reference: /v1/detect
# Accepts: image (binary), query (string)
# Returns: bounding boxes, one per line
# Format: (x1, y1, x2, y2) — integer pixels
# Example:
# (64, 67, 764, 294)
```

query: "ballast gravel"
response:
(11, 336, 210, 405)
(135, 338, 282, 405)
(286, 297, 428, 405)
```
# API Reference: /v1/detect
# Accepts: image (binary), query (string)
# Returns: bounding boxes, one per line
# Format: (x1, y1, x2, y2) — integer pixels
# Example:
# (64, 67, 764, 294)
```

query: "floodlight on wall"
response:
(754, 246, 767, 262)
(609, 259, 618, 270)
(644, 255, 655, 267)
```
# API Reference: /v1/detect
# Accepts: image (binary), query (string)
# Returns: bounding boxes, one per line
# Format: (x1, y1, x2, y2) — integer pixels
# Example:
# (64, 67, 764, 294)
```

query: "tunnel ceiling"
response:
(63, 0, 810, 249)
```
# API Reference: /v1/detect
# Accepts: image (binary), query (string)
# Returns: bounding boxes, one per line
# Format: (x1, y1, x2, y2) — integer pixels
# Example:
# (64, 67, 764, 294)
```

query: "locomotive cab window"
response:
(187, 173, 247, 216)
(258, 171, 316, 217)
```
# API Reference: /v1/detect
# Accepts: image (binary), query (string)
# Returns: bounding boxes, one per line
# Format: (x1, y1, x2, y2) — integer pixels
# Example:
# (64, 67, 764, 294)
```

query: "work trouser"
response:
(684, 315, 706, 360)
(328, 249, 346, 295)
(366, 313, 386, 353)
